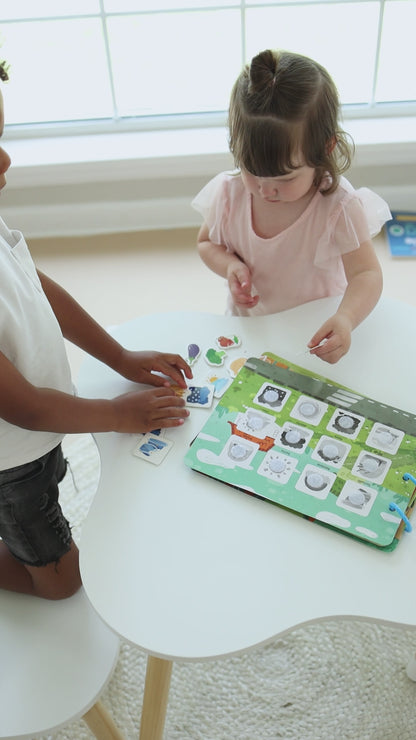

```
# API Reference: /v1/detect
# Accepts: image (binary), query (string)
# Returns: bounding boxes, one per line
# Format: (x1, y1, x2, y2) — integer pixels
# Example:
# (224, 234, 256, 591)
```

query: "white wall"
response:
(2, 120, 416, 239)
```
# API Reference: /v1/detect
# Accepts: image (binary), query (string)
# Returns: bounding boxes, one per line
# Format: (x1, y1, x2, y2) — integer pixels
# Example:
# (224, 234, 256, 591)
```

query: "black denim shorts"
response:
(0, 444, 72, 567)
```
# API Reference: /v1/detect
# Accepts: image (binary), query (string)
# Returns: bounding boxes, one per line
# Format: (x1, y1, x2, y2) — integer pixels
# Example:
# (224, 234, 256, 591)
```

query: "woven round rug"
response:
(45, 433, 416, 740)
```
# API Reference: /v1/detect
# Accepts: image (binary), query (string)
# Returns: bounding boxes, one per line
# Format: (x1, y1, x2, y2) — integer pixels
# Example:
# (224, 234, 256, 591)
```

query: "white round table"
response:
(78, 297, 416, 739)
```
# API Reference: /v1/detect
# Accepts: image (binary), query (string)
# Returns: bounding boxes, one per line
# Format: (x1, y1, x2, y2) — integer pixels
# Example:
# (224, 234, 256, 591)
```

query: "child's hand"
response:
(308, 313, 353, 364)
(227, 262, 259, 309)
(115, 350, 193, 388)
(113, 387, 190, 432)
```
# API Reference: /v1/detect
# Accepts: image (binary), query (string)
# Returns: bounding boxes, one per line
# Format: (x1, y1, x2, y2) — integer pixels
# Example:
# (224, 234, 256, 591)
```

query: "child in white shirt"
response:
(0, 61, 192, 600)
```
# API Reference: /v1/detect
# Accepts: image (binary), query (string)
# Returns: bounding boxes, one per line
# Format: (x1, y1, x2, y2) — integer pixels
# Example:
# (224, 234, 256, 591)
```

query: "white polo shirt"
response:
(0, 216, 73, 469)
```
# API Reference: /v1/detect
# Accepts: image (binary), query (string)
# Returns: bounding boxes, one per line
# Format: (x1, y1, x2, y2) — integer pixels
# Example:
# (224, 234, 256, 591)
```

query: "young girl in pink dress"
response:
(193, 49, 391, 364)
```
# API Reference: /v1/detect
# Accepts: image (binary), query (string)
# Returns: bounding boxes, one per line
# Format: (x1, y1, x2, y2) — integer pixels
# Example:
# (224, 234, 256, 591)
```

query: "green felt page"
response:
(184, 353, 416, 551)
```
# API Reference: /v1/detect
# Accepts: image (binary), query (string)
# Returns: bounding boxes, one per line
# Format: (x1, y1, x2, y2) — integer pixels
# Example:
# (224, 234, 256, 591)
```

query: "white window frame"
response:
(1, 2, 415, 238)
(1, 0, 416, 139)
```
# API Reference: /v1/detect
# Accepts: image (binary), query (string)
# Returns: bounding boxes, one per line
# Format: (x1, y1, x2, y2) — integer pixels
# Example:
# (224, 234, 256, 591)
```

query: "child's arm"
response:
(308, 239, 383, 364)
(0, 350, 189, 433)
(0, 269, 192, 434)
(197, 224, 259, 309)
(37, 271, 192, 389)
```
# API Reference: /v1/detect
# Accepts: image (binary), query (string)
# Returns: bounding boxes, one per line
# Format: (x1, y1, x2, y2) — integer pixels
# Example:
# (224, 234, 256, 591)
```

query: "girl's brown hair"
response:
(228, 49, 353, 194)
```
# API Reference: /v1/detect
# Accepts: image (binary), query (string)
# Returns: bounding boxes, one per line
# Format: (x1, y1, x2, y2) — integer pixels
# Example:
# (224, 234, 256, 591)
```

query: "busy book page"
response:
(185, 352, 416, 551)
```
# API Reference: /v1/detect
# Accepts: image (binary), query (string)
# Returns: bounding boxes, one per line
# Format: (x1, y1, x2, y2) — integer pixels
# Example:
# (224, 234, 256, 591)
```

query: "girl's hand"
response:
(308, 313, 353, 364)
(227, 262, 259, 309)
(115, 350, 193, 388)
(112, 387, 190, 432)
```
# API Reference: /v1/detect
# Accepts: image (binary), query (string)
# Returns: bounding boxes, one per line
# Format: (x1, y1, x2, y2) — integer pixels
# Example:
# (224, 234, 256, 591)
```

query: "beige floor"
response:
(29, 227, 415, 377)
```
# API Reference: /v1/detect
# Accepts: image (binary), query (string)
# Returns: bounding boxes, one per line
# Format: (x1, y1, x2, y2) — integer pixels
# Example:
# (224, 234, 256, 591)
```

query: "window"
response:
(1, 0, 415, 136)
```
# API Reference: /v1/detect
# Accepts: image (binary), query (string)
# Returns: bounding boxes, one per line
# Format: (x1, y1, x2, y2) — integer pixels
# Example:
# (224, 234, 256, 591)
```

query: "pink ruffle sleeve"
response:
(314, 185, 391, 268)
(191, 172, 236, 246)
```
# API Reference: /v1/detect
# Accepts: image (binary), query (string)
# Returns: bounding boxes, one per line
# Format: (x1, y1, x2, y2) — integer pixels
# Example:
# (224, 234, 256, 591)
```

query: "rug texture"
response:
(45, 434, 416, 740)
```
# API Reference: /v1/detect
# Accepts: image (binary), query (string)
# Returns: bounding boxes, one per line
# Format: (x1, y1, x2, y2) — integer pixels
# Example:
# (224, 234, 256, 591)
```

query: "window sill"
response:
(4, 117, 416, 186)
(1, 117, 415, 238)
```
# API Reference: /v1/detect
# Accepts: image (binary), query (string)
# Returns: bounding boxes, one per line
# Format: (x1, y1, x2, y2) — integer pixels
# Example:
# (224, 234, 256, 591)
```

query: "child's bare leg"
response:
(0, 539, 81, 600)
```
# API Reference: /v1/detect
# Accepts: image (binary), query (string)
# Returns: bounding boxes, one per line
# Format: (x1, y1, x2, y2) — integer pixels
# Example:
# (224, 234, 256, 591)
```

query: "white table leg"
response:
(406, 651, 416, 681)
(139, 656, 173, 740)
(83, 700, 125, 739)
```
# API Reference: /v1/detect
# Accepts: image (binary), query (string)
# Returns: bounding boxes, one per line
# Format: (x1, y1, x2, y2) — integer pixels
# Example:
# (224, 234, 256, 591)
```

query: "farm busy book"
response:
(184, 353, 416, 551)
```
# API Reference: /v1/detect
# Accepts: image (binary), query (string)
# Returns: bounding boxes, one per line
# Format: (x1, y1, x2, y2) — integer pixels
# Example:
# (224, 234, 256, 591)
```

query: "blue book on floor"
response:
(385, 212, 416, 256)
